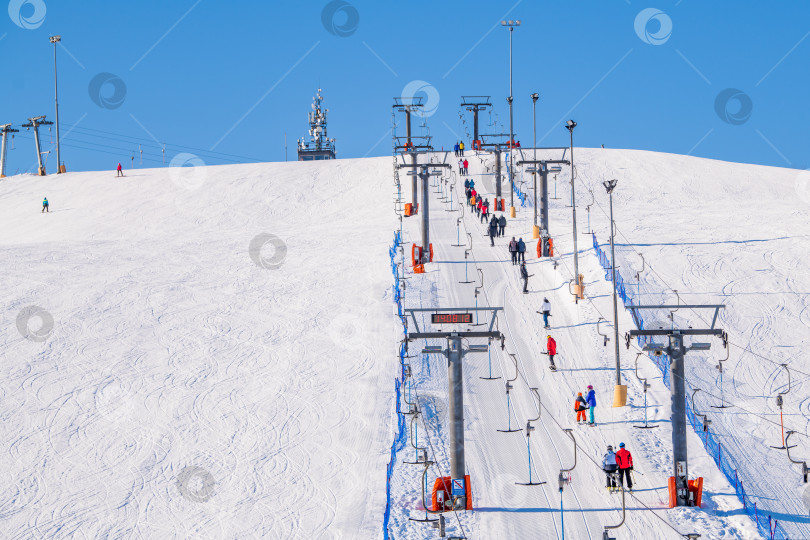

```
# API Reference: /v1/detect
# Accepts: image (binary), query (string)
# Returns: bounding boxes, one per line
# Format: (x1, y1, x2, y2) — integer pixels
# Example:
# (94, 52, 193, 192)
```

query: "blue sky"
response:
(1, 0, 808, 174)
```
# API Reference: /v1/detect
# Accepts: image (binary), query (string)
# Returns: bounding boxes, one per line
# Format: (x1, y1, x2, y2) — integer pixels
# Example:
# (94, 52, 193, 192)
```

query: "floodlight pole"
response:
(567, 121, 578, 288)
(628, 305, 725, 507)
(502, 20, 521, 212)
(0, 124, 19, 178)
(50, 35, 63, 173)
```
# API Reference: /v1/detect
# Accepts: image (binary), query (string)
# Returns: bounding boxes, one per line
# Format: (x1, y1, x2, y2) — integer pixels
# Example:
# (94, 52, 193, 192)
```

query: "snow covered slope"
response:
(0, 159, 396, 539)
(387, 148, 809, 539)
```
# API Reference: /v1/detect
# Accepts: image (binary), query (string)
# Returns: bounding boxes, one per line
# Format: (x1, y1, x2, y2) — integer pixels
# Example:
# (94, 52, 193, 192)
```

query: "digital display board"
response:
(431, 313, 473, 324)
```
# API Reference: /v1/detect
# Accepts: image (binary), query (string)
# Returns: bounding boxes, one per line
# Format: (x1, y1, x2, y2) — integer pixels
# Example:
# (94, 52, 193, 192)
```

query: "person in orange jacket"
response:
(615, 442, 634, 490)
(575, 392, 588, 423)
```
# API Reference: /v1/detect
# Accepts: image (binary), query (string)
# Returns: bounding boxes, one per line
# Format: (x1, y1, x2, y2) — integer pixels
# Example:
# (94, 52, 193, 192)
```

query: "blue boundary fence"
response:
(505, 153, 527, 207)
(383, 231, 408, 539)
(592, 233, 784, 540)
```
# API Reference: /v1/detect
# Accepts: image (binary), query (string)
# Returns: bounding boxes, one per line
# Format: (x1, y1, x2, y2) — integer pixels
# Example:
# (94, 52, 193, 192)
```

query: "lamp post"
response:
(566, 120, 579, 295)
(604, 179, 621, 386)
(49, 35, 63, 174)
(531, 93, 539, 237)
(501, 19, 520, 216)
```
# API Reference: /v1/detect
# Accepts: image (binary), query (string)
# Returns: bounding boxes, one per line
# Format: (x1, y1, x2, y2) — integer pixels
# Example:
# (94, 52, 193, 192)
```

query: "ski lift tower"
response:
(478, 133, 512, 209)
(461, 96, 491, 150)
(393, 97, 433, 211)
(398, 156, 449, 263)
(297, 88, 336, 161)
(0, 124, 20, 178)
(21, 116, 53, 176)
(405, 307, 504, 511)
(626, 304, 726, 507)
(516, 151, 570, 253)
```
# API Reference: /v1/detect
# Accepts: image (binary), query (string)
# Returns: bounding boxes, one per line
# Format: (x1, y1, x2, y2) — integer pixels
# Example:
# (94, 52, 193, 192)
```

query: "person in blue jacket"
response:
(42, 197, 49, 213)
(586, 385, 597, 425)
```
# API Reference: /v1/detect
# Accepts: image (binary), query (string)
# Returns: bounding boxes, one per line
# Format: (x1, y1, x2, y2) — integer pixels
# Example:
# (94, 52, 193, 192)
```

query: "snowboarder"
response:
(539, 297, 551, 328)
(508, 237, 518, 265)
(116, 162, 124, 177)
(603, 445, 619, 489)
(42, 197, 49, 213)
(459, 141, 465, 156)
(586, 385, 597, 425)
(575, 392, 588, 424)
(517, 237, 526, 263)
(520, 261, 529, 293)
(463, 159, 469, 175)
(454, 142, 460, 157)
(615, 442, 634, 490)
(547, 335, 557, 370)
(498, 214, 506, 237)
(488, 215, 498, 246)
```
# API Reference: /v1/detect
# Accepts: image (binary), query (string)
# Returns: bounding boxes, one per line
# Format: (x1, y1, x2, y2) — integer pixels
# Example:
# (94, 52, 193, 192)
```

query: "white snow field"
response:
(387, 148, 810, 539)
(1, 148, 807, 540)
(0, 159, 397, 539)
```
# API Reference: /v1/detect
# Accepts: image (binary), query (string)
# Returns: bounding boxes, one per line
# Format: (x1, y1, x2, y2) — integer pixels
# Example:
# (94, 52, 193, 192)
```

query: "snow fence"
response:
(384, 230, 408, 538)
(592, 233, 785, 540)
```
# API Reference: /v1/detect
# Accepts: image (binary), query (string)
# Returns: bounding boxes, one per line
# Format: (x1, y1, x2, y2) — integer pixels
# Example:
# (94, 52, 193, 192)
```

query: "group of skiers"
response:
(487, 215, 508, 246)
(453, 141, 465, 156)
(458, 158, 469, 175)
(603, 443, 634, 490)
(508, 237, 526, 265)
(574, 385, 597, 425)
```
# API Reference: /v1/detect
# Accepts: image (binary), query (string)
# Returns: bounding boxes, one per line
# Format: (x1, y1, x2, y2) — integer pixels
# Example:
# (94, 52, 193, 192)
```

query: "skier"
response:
(116, 162, 124, 177)
(458, 158, 464, 173)
(469, 179, 475, 190)
(454, 142, 460, 157)
(575, 392, 588, 424)
(481, 199, 490, 223)
(520, 261, 529, 293)
(476, 196, 483, 218)
(508, 237, 518, 265)
(538, 297, 551, 329)
(464, 178, 470, 190)
(615, 442, 634, 490)
(459, 141, 465, 156)
(498, 214, 507, 237)
(488, 215, 498, 246)
(463, 159, 469, 175)
(547, 334, 557, 370)
(603, 445, 619, 489)
(42, 197, 49, 213)
(586, 385, 597, 425)
(517, 237, 526, 263)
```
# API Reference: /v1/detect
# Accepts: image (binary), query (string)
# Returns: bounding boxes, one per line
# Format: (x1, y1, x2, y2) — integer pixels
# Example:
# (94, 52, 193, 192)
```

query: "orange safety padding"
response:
(668, 476, 677, 508)
(414, 264, 425, 274)
(429, 243, 434, 262)
(688, 477, 703, 507)
(430, 475, 472, 511)
(548, 238, 554, 257)
(537, 238, 543, 258)
(500, 199, 505, 211)
(412, 244, 422, 266)
(404, 203, 412, 217)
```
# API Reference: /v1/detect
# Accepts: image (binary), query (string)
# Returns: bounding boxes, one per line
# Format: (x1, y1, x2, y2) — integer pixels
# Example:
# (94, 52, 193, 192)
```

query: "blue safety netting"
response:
(505, 153, 527, 207)
(383, 230, 408, 539)
(592, 233, 785, 540)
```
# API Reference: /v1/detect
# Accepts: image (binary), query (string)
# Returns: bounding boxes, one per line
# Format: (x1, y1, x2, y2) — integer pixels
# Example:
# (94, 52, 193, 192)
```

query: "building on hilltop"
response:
(297, 88, 336, 161)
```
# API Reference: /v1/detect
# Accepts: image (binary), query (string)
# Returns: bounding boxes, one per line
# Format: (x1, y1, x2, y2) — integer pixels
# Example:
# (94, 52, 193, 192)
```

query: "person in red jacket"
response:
(463, 159, 469, 174)
(615, 442, 634, 490)
(574, 392, 588, 423)
(547, 335, 557, 369)
(116, 162, 124, 177)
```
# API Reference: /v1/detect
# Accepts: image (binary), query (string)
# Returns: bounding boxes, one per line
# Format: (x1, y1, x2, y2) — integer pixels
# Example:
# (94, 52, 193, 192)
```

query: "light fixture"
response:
(49, 35, 61, 43)
(603, 179, 618, 194)
(566, 119, 577, 131)
(531, 92, 539, 102)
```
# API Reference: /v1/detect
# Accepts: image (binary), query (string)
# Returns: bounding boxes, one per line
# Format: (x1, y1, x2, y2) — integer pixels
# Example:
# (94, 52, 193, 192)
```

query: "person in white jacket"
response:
(540, 298, 551, 329)
(603, 445, 618, 488)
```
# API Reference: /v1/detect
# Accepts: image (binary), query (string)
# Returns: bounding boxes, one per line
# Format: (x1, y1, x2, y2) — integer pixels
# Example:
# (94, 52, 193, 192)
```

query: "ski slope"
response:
(1, 147, 807, 539)
(387, 148, 809, 539)
(0, 159, 397, 539)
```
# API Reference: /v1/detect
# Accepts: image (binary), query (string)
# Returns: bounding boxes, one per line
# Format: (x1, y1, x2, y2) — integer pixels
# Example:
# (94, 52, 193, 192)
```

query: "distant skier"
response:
(586, 385, 596, 425)
(469, 179, 475, 190)
(575, 392, 588, 424)
(463, 159, 469, 175)
(459, 141, 465, 156)
(517, 237, 526, 263)
(458, 158, 463, 173)
(603, 445, 619, 489)
(520, 261, 529, 293)
(480, 199, 489, 223)
(547, 335, 557, 370)
(116, 162, 124, 177)
(476, 196, 482, 217)
(508, 237, 518, 265)
(42, 197, 49, 213)
(454, 142, 460, 157)
(615, 442, 634, 490)
(498, 214, 506, 237)
(464, 178, 470, 190)
(488, 215, 498, 246)
(539, 297, 551, 329)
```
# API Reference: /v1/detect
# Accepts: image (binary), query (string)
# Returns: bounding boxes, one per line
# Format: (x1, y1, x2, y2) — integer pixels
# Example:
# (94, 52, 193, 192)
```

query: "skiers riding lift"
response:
(575, 392, 588, 423)
(547, 335, 557, 370)
(603, 445, 619, 489)
(540, 297, 551, 329)
(615, 442, 634, 490)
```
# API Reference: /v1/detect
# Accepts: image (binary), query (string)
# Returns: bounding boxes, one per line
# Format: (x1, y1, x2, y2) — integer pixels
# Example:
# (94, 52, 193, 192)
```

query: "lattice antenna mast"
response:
(297, 88, 336, 160)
